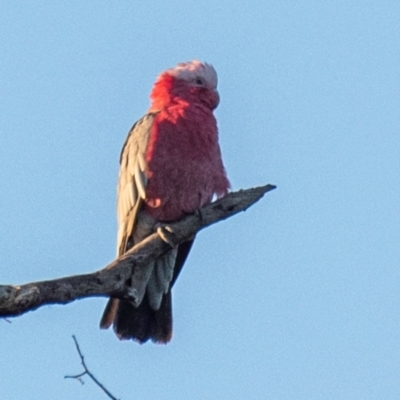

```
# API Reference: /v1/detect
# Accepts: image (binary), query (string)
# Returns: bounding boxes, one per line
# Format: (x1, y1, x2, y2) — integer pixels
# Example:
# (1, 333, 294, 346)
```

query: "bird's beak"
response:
(212, 89, 220, 109)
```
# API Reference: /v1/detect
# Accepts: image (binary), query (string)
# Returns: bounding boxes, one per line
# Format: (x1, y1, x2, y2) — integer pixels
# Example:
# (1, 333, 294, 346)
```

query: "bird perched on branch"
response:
(100, 60, 230, 343)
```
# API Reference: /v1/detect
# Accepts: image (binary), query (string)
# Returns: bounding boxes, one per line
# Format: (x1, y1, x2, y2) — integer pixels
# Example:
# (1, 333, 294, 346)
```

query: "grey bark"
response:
(0, 185, 276, 318)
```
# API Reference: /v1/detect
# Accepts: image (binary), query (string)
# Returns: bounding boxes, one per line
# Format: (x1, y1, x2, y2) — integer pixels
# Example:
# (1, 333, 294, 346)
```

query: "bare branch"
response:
(65, 335, 119, 400)
(0, 184, 276, 318)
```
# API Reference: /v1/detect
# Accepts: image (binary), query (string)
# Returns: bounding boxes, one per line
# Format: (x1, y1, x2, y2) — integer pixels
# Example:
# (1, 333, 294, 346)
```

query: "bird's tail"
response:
(99, 256, 174, 344)
(100, 291, 173, 344)
(99, 240, 193, 343)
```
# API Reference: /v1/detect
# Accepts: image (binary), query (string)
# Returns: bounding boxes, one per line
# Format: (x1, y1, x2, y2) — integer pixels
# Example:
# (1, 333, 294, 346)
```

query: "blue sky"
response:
(1, 1, 399, 399)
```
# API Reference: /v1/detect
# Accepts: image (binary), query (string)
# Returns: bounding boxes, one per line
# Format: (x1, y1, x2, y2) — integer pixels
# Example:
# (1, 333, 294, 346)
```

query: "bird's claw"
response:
(194, 207, 205, 222)
(157, 225, 179, 248)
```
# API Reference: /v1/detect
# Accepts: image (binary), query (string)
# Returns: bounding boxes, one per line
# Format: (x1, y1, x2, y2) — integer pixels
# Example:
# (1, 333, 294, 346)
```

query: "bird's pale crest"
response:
(165, 60, 218, 88)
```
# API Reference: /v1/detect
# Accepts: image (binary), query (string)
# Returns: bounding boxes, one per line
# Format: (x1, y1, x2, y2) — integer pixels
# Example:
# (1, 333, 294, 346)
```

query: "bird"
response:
(100, 60, 230, 344)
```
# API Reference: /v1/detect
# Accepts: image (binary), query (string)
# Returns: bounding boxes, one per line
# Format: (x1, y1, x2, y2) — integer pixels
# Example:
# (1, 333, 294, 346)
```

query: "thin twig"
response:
(65, 335, 119, 400)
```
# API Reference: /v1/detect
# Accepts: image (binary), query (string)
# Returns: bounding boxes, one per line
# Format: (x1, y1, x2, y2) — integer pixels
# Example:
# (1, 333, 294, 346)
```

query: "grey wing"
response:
(116, 113, 156, 256)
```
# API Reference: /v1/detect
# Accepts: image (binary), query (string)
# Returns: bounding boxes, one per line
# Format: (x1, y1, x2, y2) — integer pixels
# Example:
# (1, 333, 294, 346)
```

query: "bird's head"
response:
(149, 60, 220, 111)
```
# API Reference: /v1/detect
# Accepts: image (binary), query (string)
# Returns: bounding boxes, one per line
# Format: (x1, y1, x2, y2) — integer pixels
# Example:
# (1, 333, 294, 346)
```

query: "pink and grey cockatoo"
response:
(100, 60, 230, 343)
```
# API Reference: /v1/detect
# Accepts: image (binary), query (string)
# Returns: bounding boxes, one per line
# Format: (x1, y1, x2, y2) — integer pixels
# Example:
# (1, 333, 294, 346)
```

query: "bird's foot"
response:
(194, 207, 205, 222)
(157, 225, 179, 248)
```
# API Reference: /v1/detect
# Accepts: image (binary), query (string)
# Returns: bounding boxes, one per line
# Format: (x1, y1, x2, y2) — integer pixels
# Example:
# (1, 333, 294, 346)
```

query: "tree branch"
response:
(0, 184, 276, 318)
(65, 335, 119, 400)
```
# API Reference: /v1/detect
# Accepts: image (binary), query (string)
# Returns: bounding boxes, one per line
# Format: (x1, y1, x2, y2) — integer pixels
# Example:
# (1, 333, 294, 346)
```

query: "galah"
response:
(100, 60, 230, 344)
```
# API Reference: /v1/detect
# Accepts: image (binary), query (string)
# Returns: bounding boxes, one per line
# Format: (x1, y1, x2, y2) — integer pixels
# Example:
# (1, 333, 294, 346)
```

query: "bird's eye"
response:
(194, 77, 205, 86)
